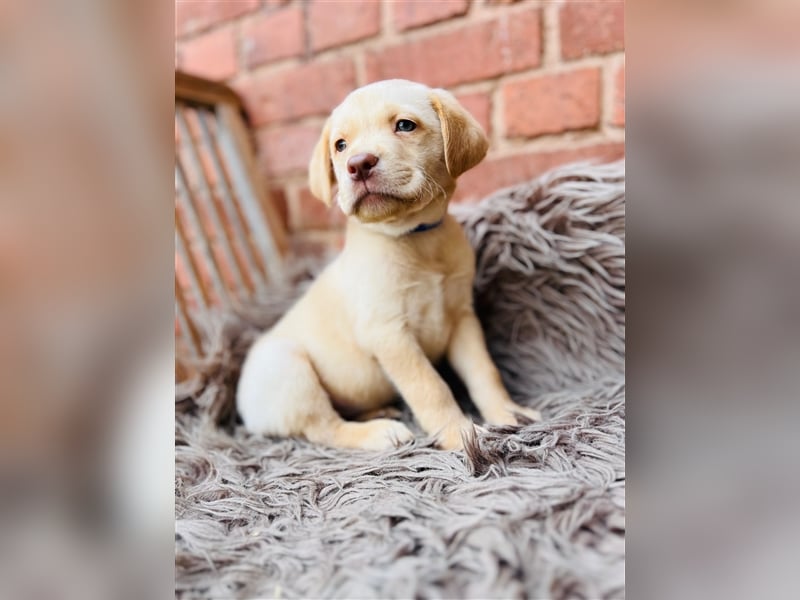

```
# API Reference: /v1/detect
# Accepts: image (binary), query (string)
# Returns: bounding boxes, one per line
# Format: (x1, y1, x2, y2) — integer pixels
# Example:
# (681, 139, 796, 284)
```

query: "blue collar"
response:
(407, 218, 444, 235)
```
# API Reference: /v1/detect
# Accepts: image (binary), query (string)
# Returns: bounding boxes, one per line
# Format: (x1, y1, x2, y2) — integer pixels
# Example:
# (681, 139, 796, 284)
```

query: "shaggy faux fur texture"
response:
(176, 161, 625, 599)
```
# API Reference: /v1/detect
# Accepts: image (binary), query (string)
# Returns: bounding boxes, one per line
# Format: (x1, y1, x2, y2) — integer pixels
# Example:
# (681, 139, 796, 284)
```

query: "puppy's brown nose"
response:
(347, 153, 379, 181)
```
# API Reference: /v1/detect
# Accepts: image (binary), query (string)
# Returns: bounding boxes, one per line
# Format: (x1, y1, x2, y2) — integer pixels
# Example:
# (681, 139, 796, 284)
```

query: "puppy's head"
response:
(309, 80, 488, 231)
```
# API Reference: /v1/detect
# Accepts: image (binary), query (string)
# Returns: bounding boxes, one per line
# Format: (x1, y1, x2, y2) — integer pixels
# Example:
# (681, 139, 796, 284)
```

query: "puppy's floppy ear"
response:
(308, 118, 336, 206)
(429, 89, 489, 178)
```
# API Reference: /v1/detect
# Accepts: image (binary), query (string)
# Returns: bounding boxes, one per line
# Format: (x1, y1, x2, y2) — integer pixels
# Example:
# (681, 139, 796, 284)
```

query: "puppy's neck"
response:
(346, 196, 449, 239)
(344, 213, 457, 265)
(406, 218, 444, 234)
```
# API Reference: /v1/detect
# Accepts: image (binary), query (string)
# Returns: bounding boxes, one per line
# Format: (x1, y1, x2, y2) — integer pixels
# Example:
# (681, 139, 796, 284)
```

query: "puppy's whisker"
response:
(418, 178, 432, 202)
(423, 174, 447, 203)
(432, 177, 447, 201)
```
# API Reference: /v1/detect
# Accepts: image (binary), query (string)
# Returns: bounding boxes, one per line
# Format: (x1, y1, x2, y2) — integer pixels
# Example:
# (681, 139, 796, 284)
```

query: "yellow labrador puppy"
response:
(237, 79, 541, 450)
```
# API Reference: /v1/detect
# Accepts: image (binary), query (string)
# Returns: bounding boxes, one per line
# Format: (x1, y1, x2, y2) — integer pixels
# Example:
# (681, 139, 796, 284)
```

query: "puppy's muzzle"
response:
(347, 153, 379, 182)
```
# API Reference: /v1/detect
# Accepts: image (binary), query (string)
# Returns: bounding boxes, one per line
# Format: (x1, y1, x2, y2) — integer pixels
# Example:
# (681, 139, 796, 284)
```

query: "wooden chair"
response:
(174, 71, 287, 372)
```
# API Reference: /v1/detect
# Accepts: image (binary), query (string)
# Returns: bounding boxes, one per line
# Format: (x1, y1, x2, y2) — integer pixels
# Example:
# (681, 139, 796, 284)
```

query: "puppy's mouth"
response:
(352, 188, 412, 223)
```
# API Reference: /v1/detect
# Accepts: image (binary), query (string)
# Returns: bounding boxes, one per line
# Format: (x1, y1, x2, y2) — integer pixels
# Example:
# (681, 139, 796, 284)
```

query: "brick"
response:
(178, 26, 238, 81)
(453, 142, 624, 202)
(176, 0, 260, 37)
(393, 0, 469, 31)
(237, 58, 356, 126)
(292, 187, 347, 231)
(503, 68, 601, 138)
(560, 2, 624, 60)
(612, 64, 625, 126)
(366, 10, 541, 89)
(242, 7, 305, 68)
(309, 0, 381, 52)
(455, 91, 492, 137)
(256, 123, 321, 177)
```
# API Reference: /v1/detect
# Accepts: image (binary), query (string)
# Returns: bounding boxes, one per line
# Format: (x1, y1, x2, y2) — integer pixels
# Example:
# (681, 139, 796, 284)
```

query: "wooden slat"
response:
(175, 278, 202, 357)
(216, 103, 287, 282)
(175, 219, 210, 312)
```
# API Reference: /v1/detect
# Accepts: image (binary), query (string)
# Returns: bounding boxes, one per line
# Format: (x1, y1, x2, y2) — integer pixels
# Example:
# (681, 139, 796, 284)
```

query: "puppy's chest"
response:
(400, 268, 471, 358)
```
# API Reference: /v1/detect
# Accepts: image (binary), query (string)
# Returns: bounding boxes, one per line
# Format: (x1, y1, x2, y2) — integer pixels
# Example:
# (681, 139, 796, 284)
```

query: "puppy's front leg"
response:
(448, 311, 542, 425)
(370, 330, 473, 450)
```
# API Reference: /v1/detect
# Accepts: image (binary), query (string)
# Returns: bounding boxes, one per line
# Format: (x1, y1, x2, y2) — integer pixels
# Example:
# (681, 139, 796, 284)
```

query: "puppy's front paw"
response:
(435, 419, 475, 451)
(360, 419, 414, 450)
(484, 404, 542, 426)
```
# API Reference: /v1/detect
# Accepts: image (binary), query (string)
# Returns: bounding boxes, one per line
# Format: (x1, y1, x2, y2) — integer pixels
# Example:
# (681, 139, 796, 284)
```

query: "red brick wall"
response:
(176, 0, 624, 253)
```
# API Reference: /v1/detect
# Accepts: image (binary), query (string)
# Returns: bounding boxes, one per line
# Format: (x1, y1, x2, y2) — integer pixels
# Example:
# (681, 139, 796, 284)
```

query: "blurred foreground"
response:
(0, 2, 173, 599)
(627, 1, 800, 598)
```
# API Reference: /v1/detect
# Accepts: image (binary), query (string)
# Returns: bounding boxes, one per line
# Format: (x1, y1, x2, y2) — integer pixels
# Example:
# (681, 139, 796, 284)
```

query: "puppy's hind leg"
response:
(237, 338, 413, 451)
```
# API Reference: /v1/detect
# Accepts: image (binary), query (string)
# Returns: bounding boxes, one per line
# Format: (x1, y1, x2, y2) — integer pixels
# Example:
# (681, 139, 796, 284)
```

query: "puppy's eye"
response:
(395, 119, 416, 133)
(334, 139, 347, 152)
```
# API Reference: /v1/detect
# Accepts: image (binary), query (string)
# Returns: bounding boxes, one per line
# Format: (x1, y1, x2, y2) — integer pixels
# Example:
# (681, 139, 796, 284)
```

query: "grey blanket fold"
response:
(176, 160, 625, 599)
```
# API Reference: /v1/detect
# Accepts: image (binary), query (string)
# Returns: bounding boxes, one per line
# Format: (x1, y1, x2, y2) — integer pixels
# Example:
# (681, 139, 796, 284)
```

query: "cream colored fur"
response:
(237, 80, 540, 450)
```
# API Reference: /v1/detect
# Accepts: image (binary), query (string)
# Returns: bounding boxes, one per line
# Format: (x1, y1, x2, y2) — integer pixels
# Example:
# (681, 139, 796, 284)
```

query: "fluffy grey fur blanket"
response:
(176, 161, 625, 599)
